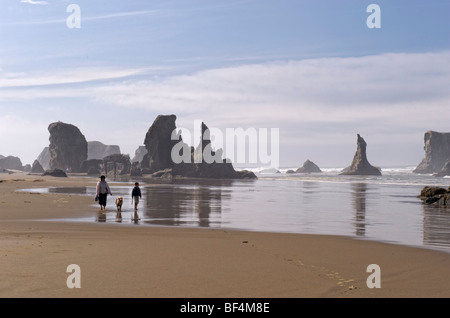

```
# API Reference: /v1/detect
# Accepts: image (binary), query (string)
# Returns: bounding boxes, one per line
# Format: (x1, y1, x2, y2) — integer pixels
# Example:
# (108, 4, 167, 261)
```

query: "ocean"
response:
(29, 166, 450, 252)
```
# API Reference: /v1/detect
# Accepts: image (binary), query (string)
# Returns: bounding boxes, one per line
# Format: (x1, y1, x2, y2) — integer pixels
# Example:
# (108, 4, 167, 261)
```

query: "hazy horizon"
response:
(1, 1, 449, 168)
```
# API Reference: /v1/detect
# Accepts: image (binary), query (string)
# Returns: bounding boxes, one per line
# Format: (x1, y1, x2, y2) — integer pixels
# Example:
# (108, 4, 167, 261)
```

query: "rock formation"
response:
(418, 186, 450, 207)
(434, 160, 450, 177)
(42, 169, 68, 177)
(132, 146, 147, 163)
(296, 160, 322, 173)
(103, 154, 131, 176)
(36, 147, 51, 170)
(0, 156, 23, 171)
(141, 115, 179, 174)
(340, 134, 381, 176)
(80, 159, 102, 175)
(141, 114, 257, 179)
(414, 131, 450, 174)
(48, 121, 88, 173)
(87, 141, 121, 160)
(30, 160, 45, 174)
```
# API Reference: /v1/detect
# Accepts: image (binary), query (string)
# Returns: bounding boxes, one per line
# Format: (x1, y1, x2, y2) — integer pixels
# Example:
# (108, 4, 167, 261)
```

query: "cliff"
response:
(414, 131, 450, 174)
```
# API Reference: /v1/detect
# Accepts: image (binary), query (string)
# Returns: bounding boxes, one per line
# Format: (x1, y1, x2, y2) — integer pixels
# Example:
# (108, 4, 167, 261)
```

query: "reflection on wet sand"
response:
(351, 183, 367, 236)
(143, 180, 232, 227)
(423, 205, 450, 248)
(96, 212, 107, 223)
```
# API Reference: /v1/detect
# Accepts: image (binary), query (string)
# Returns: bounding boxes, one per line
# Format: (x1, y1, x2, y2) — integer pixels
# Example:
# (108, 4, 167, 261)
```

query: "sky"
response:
(0, 0, 449, 168)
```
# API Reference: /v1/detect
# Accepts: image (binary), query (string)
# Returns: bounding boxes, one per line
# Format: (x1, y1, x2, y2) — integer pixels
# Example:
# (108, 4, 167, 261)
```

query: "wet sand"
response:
(1, 172, 450, 298)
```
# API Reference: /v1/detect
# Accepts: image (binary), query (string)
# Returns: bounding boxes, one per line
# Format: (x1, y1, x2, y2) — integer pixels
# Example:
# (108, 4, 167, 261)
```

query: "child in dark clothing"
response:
(132, 182, 142, 212)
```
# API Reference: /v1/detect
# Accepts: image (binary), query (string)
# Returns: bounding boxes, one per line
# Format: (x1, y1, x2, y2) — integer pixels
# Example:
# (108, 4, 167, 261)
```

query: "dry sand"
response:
(1, 172, 450, 299)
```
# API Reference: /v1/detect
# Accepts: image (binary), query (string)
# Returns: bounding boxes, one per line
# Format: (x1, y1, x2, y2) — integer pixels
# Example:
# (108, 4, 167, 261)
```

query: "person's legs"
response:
(99, 193, 107, 211)
(133, 196, 139, 211)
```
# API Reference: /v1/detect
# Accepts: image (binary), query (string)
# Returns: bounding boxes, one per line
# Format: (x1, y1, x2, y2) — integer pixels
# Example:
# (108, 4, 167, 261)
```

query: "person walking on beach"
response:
(131, 182, 142, 212)
(96, 175, 112, 211)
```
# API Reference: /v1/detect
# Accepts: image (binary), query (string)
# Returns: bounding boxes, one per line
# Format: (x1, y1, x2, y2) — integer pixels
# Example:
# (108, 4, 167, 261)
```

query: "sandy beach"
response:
(1, 172, 450, 299)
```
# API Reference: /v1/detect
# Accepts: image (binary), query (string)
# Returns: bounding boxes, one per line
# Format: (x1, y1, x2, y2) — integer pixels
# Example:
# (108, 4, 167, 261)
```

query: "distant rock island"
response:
(296, 160, 322, 173)
(340, 134, 381, 176)
(87, 141, 121, 160)
(0, 155, 24, 171)
(140, 114, 257, 179)
(414, 131, 450, 174)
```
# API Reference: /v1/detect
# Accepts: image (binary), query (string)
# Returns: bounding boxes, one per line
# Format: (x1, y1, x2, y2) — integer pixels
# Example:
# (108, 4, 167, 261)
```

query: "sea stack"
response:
(48, 121, 88, 173)
(141, 114, 257, 179)
(30, 160, 45, 174)
(434, 160, 450, 177)
(413, 131, 450, 174)
(296, 160, 322, 173)
(141, 114, 179, 174)
(340, 134, 381, 176)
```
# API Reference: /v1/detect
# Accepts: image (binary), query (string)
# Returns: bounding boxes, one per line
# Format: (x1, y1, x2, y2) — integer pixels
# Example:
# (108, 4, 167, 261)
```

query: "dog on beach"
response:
(116, 196, 123, 212)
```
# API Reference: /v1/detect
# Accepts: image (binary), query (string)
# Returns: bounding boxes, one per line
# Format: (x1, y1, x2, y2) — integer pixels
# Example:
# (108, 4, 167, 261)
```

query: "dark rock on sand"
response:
(419, 186, 450, 207)
(340, 134, 382, 176)
(30, 160, 45, 174)
(414, 131, 450, 174)
(434, 160, 450, 177)
(142, 115, 257, 179)
(42, 169, 68, 177)
(0, 155, 24, 171)
(87, 141, 121, 160)
(48, 122, 88, 173)
(286, 170, 296, 174)
(296, 160, 322, 173)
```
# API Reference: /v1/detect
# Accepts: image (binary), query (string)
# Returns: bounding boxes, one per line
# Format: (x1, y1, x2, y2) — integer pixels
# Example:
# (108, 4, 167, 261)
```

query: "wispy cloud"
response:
(0, 66, 167, 88)
(21, 0, 48, 5)
(2, 51, 449, 131)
